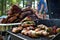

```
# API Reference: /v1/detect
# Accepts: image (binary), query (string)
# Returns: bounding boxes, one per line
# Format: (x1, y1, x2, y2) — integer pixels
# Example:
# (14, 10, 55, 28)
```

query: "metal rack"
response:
(0, 23, 21, 35)
(7, 30, 50, 40)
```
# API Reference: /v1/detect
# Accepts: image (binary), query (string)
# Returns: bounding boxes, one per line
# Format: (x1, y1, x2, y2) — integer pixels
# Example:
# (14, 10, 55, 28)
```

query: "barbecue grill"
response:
(6, 19, 60, 40)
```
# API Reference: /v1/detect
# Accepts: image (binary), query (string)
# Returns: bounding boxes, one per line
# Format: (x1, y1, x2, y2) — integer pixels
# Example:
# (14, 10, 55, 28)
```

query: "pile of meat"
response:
(12, 19, 60, 38)
(1, 5, 36, 23)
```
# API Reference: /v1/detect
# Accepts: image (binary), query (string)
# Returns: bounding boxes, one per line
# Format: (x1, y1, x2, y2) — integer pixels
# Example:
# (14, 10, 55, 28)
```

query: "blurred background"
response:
(0, 0, 60, 18)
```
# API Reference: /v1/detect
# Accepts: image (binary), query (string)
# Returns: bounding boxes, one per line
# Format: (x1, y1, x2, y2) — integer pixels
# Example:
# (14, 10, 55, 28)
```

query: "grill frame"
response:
(5, 19, 60, 40)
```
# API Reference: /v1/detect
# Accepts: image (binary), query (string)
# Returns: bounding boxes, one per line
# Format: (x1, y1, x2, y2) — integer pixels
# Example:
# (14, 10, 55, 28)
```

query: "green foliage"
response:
(0, 11, 2, 16)
(11, 0, 17, 4)
(17, 0, 21, 4)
